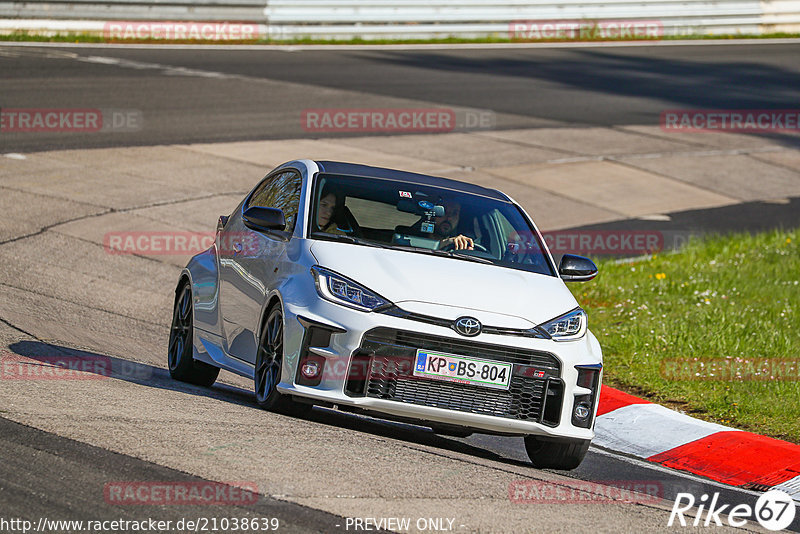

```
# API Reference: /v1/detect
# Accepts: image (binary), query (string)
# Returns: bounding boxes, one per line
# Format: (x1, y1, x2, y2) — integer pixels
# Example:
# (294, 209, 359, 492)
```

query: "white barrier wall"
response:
(762, 0, 800, 32)
(1, 0, 799, 38)
(265, 0, 761, 39)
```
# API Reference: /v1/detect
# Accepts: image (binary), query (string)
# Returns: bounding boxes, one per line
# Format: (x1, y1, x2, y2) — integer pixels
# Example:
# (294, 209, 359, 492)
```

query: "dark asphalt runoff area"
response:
(2, 42, 800, 152)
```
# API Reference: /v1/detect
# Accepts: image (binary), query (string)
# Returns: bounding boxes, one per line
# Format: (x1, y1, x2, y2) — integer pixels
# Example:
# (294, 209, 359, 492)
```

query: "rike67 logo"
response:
(669, 490, 796, 531)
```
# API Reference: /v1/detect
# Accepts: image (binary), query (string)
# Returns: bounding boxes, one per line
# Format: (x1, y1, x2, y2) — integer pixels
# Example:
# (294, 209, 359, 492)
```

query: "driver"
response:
(433, 200, 474, 251)
(406, 199, 475, 250)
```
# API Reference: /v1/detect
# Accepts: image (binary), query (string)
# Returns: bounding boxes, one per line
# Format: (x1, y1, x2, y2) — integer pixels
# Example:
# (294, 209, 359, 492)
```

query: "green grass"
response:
(571, 229, 800, 443)
(2, 30, 800, 45)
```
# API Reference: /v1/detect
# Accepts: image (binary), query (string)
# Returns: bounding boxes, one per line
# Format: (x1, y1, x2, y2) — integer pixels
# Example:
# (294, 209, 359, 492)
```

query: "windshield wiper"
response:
(311, 232, 389, 249)
(429, 249, 494, 264)
(376, 242, 495, 264)
(385, 244, 486, 263)
(447, 252, 494, 264)
(389, 244, 437, 254)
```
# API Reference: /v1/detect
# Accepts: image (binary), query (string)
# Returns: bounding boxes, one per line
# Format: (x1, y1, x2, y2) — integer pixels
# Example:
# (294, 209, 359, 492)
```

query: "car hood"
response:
(310, 240, 579, 327)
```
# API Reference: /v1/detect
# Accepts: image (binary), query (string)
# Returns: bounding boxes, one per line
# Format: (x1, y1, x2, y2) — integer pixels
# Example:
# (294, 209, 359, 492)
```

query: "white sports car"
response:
(168, 160, 602, 469)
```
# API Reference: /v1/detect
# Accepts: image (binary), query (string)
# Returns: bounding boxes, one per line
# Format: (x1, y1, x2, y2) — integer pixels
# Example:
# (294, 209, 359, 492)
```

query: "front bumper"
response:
(278, 298, 602, 440)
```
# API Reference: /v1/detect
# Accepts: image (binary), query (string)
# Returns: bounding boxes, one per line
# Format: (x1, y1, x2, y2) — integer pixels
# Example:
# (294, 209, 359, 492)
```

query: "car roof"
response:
(314, 160, 508, 201)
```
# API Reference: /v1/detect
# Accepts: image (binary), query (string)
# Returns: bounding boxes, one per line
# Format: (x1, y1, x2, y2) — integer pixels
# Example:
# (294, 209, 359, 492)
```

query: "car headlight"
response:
(539, 308, 587, 341)
(311, 266, 391, 312)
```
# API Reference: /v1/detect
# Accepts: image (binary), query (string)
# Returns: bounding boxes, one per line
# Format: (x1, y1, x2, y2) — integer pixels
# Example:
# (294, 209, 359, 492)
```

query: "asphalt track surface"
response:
(1, 41, 799, 533)
(2, 42, 800, 152)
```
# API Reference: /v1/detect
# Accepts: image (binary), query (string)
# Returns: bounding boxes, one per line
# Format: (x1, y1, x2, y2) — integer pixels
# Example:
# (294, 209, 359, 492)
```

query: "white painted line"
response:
(3, 153, 27, 160)
(594, 403, 737, 458)
(773, 474, 800, 503)
(638, 214, 672, 221)
(2, 38, 800, 52)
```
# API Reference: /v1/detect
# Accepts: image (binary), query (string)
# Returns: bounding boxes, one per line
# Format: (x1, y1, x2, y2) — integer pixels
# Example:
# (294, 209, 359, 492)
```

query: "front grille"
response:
(350, 328, 562, 423)
(363, 327, 561, 370)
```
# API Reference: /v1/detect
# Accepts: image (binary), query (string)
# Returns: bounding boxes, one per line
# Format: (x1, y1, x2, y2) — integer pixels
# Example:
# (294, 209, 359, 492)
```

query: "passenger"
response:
(316, 185, 350, 235)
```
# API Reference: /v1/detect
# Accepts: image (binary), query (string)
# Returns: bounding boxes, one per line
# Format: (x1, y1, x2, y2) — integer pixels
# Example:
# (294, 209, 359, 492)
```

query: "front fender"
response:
(259, 239, 318, 387)
(184, 246, 221, 336)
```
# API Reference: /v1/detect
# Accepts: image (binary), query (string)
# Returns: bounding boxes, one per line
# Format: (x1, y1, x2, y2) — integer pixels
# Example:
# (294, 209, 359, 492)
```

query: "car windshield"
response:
(308, 173, 555, 276)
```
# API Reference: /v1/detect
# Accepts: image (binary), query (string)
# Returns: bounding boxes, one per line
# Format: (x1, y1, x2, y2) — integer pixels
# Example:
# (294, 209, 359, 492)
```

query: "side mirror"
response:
(558, 254, 598, 282)
(242, 206, 286, 232)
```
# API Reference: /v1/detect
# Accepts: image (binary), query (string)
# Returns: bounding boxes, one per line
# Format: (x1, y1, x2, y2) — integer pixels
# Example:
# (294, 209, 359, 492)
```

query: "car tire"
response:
(524, 436, 590, 470)
(168, 281, 220, 387)
(254, 305, 310, 415)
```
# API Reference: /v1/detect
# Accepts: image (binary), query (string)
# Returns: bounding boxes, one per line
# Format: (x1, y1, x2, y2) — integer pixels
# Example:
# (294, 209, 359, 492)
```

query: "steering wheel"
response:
(441, 241, 488, 253)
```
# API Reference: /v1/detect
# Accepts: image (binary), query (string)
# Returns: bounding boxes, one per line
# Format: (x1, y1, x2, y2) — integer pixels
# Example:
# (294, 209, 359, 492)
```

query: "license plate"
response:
(412, 349, 512, 390)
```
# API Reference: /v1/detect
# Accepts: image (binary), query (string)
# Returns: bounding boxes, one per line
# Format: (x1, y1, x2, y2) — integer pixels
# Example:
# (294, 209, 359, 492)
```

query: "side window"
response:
(494, 209, 552, 275)
(246, 171, 302, 233)
(495, 210, 516, 243)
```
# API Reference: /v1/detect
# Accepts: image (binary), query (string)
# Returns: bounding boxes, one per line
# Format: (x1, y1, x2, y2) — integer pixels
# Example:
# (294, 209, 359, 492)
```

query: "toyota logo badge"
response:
(454, 316, 482, 337)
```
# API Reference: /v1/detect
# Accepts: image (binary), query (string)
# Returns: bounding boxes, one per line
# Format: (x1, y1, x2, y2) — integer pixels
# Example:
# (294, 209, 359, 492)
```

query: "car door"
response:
(218, 169, 302, 364)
